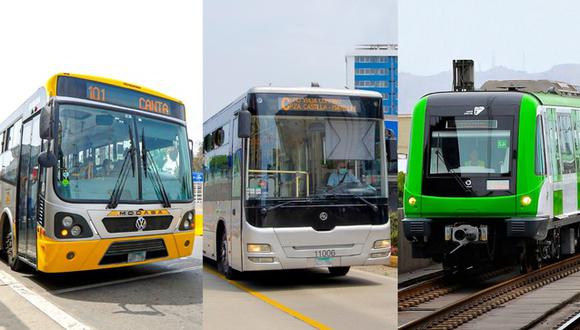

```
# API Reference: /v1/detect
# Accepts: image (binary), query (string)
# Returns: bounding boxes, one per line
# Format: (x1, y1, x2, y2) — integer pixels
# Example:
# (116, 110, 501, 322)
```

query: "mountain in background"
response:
(399, 64, 580, 114)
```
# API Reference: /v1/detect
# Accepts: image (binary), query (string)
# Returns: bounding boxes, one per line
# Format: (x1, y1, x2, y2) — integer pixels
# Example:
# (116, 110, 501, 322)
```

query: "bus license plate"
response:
(315, 257, 334, 266)
(314, 249, 336, 266)
(128, 251, 146, 263)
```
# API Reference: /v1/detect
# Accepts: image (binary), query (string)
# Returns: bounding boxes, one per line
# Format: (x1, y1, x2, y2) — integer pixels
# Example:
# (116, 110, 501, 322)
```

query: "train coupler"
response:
(445, 224, 488, 254)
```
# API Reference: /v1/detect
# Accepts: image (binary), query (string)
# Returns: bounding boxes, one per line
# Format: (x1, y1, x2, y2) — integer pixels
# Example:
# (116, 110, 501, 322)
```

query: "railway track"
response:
(557, 312, 580, 330)
(399, 254, 580, 330)
(398, 266, 512, 311)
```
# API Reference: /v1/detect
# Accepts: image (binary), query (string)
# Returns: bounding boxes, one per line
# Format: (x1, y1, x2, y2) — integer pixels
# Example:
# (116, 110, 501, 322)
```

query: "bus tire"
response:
(217, 230, 237, 280)
(328, 266, 350, 276)
(5, 230, 24, 272)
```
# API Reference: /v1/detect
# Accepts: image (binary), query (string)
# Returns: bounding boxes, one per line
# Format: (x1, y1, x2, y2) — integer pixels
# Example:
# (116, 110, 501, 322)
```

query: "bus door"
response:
(230, 117, 243, 269)
(17, 116, 41, 262)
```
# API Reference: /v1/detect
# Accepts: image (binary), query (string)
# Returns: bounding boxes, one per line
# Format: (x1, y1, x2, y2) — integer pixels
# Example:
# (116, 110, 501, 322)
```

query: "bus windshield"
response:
(55, 104, 192, 203)
(247, 115, 385, 199)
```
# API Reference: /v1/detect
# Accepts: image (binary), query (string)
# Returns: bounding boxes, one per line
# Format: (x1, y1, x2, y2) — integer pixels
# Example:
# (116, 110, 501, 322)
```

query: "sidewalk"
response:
(0, 283, 62, 330)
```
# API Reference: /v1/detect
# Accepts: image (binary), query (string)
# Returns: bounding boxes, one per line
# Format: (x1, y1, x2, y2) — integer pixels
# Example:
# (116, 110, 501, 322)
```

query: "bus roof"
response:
(247, 86, 382, 98)
(46, 73, 184, 105)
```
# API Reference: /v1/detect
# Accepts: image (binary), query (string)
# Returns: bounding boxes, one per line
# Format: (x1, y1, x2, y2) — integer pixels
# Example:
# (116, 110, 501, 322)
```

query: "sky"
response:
(400, 0, 580, 75)
(203, 0, 397, 120)
(0, 0, 203, 140)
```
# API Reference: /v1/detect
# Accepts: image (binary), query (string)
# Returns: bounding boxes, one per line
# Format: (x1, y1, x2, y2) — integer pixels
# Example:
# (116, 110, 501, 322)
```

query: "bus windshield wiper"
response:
(108, 125, 136, 209)
(435, 150, 472, 194)
(266, 198, 311, 212)
(141, 128, 171, 208)
(324, 192, 379, 212)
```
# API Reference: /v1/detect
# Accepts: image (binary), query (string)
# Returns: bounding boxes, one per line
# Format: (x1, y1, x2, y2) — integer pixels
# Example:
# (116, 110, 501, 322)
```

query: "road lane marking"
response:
(204, 267, 332, 330)
(0, 271, 89, 330)
(50, 265, 201, 295)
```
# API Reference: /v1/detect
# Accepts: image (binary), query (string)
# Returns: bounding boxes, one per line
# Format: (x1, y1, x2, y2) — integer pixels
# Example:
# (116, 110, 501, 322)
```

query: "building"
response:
(346, 44, 398, 136)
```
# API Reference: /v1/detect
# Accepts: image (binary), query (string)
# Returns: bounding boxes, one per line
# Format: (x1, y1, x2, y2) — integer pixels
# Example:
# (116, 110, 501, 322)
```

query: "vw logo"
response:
(135, 217, 147, 231)
(465, 179, 472, 187)
(319, 212, 328, 221)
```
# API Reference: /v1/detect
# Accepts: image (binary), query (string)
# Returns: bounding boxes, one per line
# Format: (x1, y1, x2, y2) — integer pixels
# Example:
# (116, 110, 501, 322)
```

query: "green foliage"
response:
(191, 141, 203, 172)
(397, 171, 405, 205)
(389, 211, 399, 256)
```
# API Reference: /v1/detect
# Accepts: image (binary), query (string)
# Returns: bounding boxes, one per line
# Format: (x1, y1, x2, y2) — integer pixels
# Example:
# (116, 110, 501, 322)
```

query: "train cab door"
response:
(229, 116, 243, 270)
(17, 116, 41, 263)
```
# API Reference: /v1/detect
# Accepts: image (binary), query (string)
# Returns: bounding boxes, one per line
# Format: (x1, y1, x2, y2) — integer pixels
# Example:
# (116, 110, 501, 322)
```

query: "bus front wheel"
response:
(5, 230, 24, 272)
(217, 230, 237, 280)
(328, 266, 350, 276)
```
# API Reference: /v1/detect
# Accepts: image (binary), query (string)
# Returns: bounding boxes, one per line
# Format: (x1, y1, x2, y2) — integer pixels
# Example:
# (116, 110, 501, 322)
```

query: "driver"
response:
(463, 150, 485, 167)
(327, 160, 359, 188)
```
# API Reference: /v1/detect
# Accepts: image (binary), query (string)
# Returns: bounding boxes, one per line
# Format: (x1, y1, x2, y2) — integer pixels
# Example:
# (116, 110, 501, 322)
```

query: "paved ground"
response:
(204, 261, 397, 329)
(0, 237, 203, 330)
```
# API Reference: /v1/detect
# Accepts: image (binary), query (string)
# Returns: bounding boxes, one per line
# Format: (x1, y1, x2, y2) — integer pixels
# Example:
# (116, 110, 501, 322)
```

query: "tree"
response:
(191, 141, 203, 172)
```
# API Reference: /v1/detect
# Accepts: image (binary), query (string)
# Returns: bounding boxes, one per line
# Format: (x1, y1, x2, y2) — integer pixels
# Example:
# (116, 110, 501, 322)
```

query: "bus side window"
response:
(3, 126, 11, 152)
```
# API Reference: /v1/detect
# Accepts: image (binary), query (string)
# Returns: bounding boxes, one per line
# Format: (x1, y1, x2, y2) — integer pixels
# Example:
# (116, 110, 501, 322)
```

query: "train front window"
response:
(247, 115, 385, 199)
(428, 117, 513, 175)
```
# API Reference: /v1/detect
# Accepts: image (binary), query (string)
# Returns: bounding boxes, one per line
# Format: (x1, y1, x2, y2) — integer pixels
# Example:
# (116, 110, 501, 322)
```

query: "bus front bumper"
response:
(36, 232, 195, 273)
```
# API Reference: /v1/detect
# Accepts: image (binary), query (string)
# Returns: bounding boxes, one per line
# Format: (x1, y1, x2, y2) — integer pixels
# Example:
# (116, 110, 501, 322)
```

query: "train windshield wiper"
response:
(324, 192, 379, 212)
(141, 128, 171, 208)
(435, 150, 472, 194)
(108, 125, 136, 209)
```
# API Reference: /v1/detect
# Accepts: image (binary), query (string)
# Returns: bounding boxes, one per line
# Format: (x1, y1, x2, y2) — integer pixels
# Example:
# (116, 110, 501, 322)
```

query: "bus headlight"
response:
(62, 216, 74, 228)
(55, 213, 93, 239)
(179, 211, 195, 231)
(70, 225, 82, 236)
(247, 244, 271, 253)
(408, 196, 417, 206)
(521, 195, 532, 207)
(373, 239, 390, 249)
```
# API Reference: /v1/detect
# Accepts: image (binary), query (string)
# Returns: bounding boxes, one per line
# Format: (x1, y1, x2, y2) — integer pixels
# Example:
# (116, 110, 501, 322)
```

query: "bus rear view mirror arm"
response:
(238, 105, 251, 138)
(38, 151, 57, 168)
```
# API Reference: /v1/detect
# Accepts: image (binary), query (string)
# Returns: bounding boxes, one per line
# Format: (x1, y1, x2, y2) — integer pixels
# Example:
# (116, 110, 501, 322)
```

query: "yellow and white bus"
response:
(1, 73, 195, 273)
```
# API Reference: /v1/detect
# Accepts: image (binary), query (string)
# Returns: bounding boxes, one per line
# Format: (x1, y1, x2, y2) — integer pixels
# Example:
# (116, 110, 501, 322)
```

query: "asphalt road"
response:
(204, 260, 397, 329)
(0, 237, 203, 330)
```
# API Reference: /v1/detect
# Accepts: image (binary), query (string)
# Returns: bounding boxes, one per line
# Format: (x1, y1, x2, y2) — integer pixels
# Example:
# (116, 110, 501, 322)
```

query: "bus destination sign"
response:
(57, 76, 185, 120)
(279, 96, 357, 113)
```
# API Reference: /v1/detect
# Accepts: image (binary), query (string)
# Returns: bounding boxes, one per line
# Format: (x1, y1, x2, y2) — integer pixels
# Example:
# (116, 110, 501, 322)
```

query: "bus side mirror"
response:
(386, 139, 397, 162)
(238, 108, 251, 138)
(38, 151, 57, 168)
(39, 107, 54, 140)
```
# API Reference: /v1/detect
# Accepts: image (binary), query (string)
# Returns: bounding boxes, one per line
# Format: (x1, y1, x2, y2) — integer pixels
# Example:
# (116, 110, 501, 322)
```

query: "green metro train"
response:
(403, 80, 580, 271)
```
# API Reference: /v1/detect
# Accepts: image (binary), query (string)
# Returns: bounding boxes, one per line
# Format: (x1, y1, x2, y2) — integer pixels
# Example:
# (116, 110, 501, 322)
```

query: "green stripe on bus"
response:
(554, 190, 563, 216)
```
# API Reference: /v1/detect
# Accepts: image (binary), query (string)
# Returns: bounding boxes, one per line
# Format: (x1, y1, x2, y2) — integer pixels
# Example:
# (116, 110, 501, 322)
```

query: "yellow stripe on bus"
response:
(205, 267, 332, 330)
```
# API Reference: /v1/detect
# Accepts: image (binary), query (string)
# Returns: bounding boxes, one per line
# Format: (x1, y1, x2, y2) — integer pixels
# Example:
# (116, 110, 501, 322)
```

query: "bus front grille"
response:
(99, 238, 168, 265)
(102, 216, 173, 233)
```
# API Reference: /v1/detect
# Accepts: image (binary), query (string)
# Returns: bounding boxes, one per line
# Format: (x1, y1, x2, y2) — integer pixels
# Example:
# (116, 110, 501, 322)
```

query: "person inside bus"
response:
(162, 146, 179, 175)
(102, 158, 113, 176)
(82, 156, 95, 179)
(327, 160, 359, 188)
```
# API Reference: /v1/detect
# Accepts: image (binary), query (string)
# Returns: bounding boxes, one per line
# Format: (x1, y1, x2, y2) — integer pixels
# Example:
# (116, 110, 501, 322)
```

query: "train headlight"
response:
(62, 216, 74, 228)
(373, 239, 390, 249)
(408, 196, 417, 206)
(521, 195, 532, 207)
(70, 225, 82, 236)
(247, 244, 271, 253)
